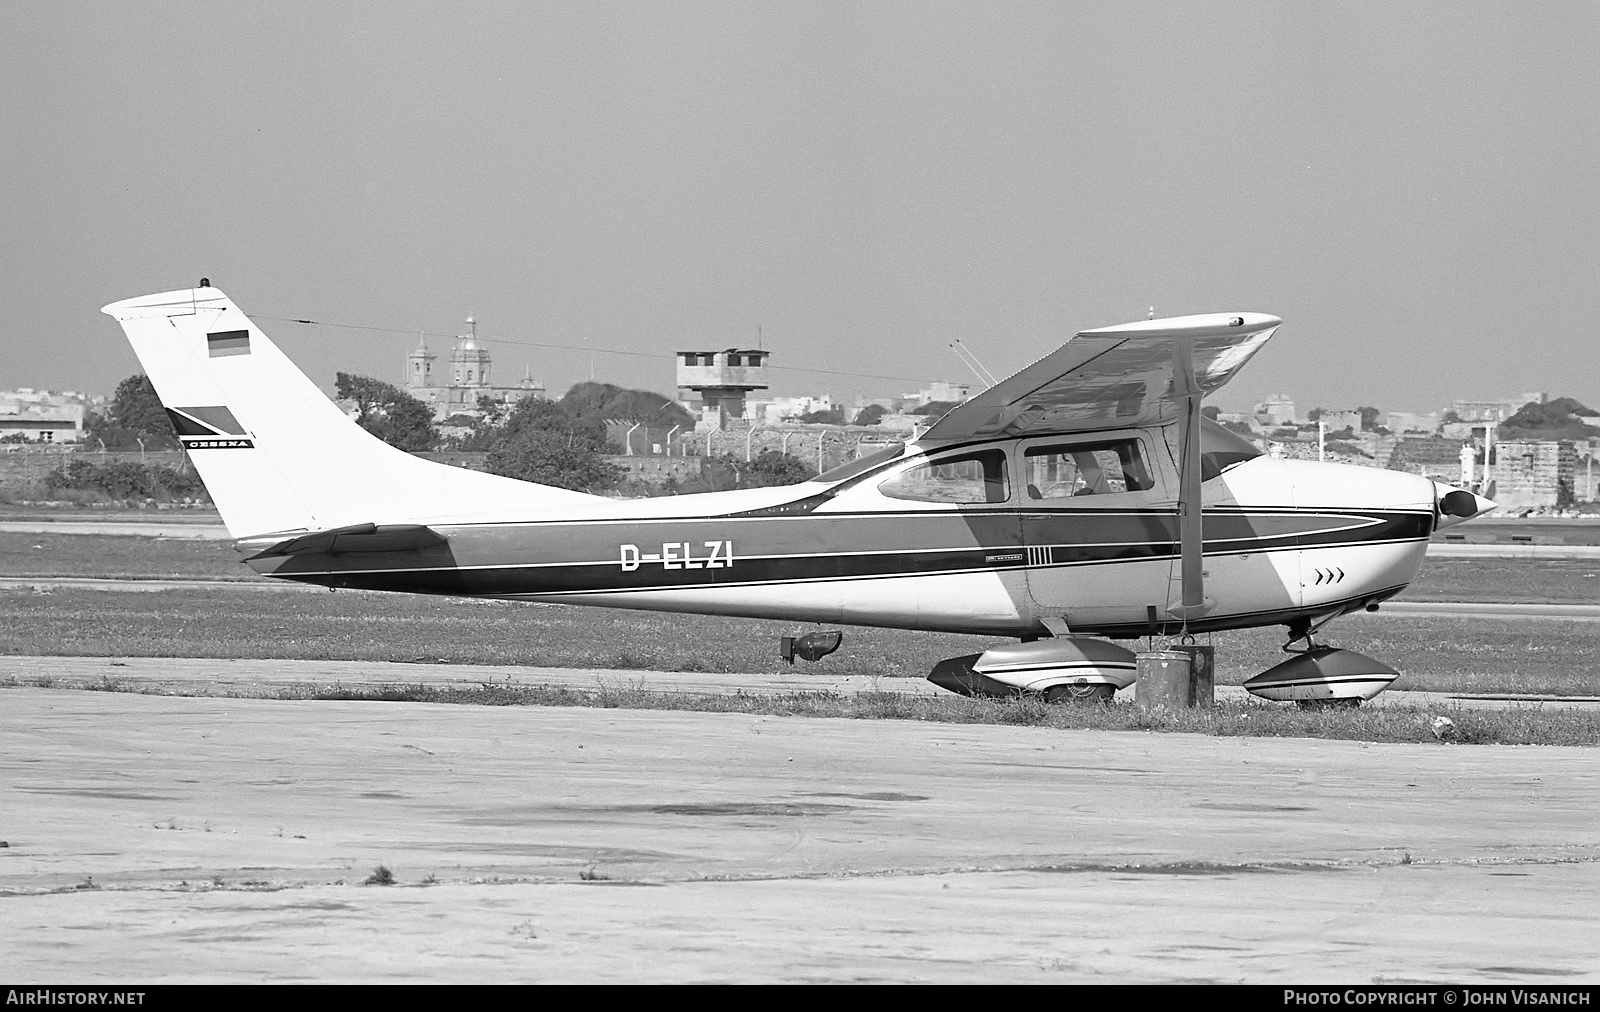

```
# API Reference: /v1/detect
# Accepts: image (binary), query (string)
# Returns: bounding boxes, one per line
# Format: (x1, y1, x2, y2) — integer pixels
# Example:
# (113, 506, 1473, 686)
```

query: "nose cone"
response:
(1433, 482, 1496, 529)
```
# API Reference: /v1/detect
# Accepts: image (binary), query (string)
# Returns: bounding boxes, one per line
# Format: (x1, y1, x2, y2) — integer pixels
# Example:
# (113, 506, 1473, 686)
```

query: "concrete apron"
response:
(1, 687, 1597, 983)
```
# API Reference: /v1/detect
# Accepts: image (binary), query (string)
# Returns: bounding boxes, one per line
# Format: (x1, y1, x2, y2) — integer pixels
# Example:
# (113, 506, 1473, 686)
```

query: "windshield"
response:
(815, 442, 906, 484)
(1201, 418, 1263, 480)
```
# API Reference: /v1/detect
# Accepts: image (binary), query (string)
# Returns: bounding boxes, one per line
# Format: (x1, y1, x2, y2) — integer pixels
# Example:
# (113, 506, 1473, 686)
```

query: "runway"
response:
(1, 686, 1596, 983)
(0, 519, 232, 540)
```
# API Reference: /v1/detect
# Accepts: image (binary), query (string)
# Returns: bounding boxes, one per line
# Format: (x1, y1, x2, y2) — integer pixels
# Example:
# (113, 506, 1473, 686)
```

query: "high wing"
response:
(919, 312, 1281, 442)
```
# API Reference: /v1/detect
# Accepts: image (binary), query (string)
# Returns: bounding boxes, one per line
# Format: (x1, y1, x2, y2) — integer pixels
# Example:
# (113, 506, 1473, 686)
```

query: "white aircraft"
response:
(104, 284, 1493, 704)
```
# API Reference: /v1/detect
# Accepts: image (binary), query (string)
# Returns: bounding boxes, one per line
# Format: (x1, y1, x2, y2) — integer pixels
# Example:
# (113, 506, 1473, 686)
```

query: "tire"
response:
(1044, 682, 1116, 705)
(1295, 697, 1362, 710)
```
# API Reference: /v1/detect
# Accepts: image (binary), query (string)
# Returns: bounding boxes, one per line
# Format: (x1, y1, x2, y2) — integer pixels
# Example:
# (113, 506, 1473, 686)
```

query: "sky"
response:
(4, 1, 1598, 415)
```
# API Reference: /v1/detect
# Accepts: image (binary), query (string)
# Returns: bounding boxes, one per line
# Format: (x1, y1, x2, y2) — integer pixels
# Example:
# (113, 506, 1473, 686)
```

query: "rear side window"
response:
(1024, 440, 1153, 499)
(879, 449, 1010, 504)
(816, 441, 905, 484)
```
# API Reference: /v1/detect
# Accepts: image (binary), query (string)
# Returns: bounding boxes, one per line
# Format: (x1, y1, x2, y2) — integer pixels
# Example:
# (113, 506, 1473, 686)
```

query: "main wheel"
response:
(1044, 682, 1116, 705)
(1295, 697, 1362, 710)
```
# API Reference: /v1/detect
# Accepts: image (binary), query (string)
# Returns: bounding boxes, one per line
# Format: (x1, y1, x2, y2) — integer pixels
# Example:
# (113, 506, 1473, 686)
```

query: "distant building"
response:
(1449, 399, 1519, 424)
(676, 349, 770, 431)
(1493, 440, 1578, 510)
(754, 394, 835, 424)
(0, 388, 96, 444)
(901, 381, 972, 409)
(1449, 393, 1547, 423)
(1253, 394, 1296, 427)
(405, 326, 544, 422)
(1386, 411, 1441, 435)
(1314, 409, 1364, 435)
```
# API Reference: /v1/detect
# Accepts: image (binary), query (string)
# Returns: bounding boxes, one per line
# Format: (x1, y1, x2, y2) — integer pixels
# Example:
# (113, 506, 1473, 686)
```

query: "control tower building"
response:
(677, 349, 770, 431)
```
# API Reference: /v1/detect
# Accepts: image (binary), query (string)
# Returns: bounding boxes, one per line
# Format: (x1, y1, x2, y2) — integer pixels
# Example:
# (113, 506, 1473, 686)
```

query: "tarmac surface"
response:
(2, 514, 1597, 981)
(0, 519, 232, 540)
(2, 679, 1598, 983)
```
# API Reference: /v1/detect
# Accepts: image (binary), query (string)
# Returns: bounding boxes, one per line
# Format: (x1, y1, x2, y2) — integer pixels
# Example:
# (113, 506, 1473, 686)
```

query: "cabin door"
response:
(1018, 432, 1175, 631)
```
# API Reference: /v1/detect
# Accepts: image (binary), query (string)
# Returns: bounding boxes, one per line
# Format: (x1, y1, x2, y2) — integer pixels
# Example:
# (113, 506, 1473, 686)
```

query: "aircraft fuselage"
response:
(244, 426, 1440, 640)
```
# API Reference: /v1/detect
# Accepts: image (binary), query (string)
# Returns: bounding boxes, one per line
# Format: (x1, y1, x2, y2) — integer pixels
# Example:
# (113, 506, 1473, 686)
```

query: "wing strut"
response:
(1169, 335, 1211, 624)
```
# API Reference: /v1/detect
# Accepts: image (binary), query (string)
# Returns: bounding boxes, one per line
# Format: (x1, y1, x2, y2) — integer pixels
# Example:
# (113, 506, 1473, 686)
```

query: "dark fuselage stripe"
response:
(274, 527, 1430, 598)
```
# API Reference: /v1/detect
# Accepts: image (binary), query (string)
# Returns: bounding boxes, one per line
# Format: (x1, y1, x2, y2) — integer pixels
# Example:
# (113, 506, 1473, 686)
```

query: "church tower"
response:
(451, 335, 492, 387)
(406, 333, 435, 390)
(451, 315, 493, 387)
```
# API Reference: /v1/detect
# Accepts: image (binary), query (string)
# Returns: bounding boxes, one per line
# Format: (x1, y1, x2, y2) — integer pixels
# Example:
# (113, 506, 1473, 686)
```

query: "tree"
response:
(484, 394, 622, 492)
(1357, 406, 1384, 432)
(335, 373, 439, 452)
(441, 395, 515, 451)
(911, 400, 961, 418)
(559, 381, 694, 435)
(88, 374, 179, 450)
(853, 404, 889, 426)
(742, 450, 817, 486)
(798, 406, 845, 425)
(674, 451, 816, 494)
(1306, 407, 1324, 422)
(486, 427, 623, 493)
(1504, 397, 1597, 431)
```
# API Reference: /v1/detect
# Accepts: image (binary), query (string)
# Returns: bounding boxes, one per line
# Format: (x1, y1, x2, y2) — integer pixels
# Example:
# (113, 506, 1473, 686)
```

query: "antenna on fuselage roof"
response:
(1148, 306, 1156, 320)
(949, 339, 998, 389)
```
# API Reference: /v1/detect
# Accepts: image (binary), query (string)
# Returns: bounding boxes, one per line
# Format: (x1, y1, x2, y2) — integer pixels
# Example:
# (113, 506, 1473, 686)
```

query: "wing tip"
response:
(1079, 312, 1281, 338)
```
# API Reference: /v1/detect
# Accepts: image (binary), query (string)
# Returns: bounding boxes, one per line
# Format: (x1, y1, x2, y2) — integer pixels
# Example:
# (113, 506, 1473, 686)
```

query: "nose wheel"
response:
(1241, 615, 1400, 705)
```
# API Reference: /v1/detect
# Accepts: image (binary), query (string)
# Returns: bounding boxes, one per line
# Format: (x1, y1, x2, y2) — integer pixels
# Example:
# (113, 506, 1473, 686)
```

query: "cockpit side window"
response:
(1023, 439, 1153, 500)
(878, 449, 1010, 505)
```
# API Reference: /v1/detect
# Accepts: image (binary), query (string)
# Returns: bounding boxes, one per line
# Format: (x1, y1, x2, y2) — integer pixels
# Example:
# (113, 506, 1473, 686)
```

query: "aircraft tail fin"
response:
(102, 285, 603, 538)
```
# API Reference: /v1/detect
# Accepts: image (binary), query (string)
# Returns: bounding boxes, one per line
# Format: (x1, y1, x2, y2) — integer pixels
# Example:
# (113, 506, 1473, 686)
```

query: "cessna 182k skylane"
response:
(104, 285, 1494, 704)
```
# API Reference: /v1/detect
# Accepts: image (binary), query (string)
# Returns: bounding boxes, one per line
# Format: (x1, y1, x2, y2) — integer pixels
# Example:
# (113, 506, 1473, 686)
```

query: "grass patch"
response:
(0, 587, 999, 679)
(53, 676, 1600, 747)
(0, 532, 251, 581)
(0, 587, 1596, 696)
(1401, 557, 1600, 605)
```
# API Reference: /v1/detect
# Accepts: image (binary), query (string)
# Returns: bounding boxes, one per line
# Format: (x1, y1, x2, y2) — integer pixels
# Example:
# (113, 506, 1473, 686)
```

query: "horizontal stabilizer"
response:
(242, 523, 447, 559)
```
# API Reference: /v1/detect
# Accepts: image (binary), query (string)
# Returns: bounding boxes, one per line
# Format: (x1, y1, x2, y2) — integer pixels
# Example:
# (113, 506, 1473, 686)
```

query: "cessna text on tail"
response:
(103, 285, 1493, 704)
